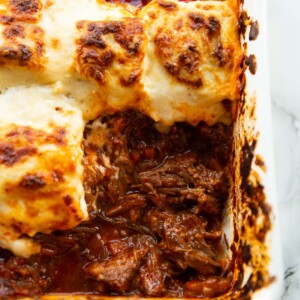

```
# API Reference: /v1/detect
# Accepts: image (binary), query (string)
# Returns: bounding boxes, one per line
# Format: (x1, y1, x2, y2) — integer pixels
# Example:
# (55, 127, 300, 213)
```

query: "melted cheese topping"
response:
(75, 18, 148, 114)
(0, 86, 87, 257)
(40, 0, 134, 120)
(140, 0, 243, 125)
(0, 0, 134, 120)
(0, 0, 243, 125)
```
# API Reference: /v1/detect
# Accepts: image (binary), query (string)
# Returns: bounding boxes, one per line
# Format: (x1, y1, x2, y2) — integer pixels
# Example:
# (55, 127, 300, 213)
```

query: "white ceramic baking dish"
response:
(12, 0, 284, 299)
(244, 0, 284, 299)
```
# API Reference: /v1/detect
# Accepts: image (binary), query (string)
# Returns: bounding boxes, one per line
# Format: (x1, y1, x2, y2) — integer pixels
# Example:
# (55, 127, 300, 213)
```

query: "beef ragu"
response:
(0, 110, 233, 297)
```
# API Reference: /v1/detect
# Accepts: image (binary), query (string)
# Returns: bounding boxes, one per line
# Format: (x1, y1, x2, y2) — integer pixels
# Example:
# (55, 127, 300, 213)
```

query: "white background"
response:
(267, 0, 300, 298)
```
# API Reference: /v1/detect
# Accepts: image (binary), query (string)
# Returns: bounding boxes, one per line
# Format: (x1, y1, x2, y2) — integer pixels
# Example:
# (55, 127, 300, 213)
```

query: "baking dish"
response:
(0, 0, 283, 299)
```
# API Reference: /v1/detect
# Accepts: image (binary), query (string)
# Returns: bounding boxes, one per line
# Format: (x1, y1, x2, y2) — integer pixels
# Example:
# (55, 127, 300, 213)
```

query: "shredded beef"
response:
(0, 110, 233, 297)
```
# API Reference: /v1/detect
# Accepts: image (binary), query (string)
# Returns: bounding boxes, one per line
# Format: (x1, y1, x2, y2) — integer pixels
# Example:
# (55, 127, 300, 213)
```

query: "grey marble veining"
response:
(267, 0, 300, 299)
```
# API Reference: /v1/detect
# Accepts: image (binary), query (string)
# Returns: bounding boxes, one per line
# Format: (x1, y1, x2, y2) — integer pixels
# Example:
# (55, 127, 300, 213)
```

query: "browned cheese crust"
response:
(154, 3, 232, 88)
(76, 19, 145, 87)
(0, 0, 44, 68)
(140, 0, 244, 125)
(74, 18, 149, 113)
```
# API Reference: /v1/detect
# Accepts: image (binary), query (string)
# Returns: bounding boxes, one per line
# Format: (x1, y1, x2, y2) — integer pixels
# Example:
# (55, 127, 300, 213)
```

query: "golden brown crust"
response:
(4, 125, 67, 149)
(140, 0, 244, 125)
(0, 143, 37, 166)
(154, 27, 203, 88)
(9, 0, 40, 15)
(157, 0, 178, 11)
(153, 7, 237, 89)
(0, 0, 44, 68)
(0, 22, 44, 67)
(19, 173, 47, 190)
(6, 0, 42, 22)
(75, 19, 145, 87)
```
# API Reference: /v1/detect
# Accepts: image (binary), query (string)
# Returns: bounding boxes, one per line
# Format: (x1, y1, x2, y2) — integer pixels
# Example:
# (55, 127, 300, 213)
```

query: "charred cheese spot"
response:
(154, 28, 203, 88)
(76, 19, 145, 87)
(19, 173, 46, 190)
(9, 0, 40, 14)
(188, 13, 205, 29)
(8, 0, 42, 21)
(0, 44, 31, 64)
(6, 126, 44, 143)
(63, 195, 73, 206)
(0, 86, 87, 257)
(213, 43, 234, 67)
(0, 21, 44, 67)
(207, 16, 220, 32)
(4, 125, 67, 148)
(3, 23, 25, 38)
(0, 15, 15, 25)
(157, 0, 178, 11)
(48, 127, 67, 146)
(0, 143, 37, 166)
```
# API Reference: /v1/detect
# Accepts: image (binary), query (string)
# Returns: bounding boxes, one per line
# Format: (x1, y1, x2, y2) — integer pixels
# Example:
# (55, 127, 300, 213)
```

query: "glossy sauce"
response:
(0, 110, 233, 297)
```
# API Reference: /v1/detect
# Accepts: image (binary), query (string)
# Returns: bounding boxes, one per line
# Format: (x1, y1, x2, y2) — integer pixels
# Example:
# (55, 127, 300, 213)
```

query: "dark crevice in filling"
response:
(0, 110, 233, 298)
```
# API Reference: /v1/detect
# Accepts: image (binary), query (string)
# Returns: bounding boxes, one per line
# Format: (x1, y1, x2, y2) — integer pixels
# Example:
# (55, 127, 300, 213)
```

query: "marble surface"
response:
(267, 0, 300, 299)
